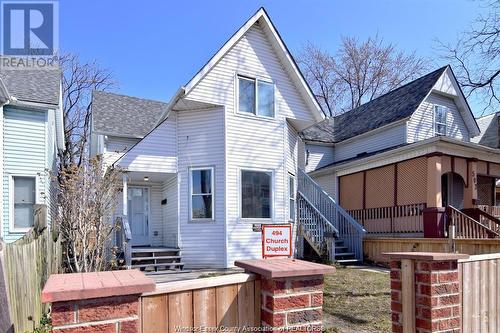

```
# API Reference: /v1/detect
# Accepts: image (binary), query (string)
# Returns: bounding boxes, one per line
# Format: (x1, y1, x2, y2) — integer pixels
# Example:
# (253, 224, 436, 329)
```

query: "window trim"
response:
(239, 168, 274, 222)
(288, 173, 296, 222)
(236, 74, 276, 119)
(189, 166, 215, 222)
(434, 105, 448, 136)
(9, 174, 38, 233)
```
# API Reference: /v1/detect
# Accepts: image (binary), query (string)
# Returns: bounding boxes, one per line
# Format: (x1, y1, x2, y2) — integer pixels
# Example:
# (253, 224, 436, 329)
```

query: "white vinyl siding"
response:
(177, 108, 225, 268)
(312, 173, 338, 201)
(334, 123, 407, 162)
(2, 107, 47, 242)
(103, 136, 140, 167)
(407, 93, 470, 143)
(118, 114, 177, 173)
(305, 144, 334, 172)
(162, 175, 178, 247)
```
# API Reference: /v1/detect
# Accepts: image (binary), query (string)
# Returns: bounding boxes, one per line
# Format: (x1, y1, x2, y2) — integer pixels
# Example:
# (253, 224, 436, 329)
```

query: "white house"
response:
(89, 8, 332, 269)
(0, 69, 64, 243)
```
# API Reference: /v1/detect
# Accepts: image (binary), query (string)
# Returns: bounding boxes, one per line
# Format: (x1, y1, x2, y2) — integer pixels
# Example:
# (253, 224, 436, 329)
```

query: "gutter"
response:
(154, 87, 185, 127)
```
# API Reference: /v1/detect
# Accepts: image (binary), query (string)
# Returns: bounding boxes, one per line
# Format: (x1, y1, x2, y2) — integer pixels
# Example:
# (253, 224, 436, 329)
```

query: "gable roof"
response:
(301, 66, 448, 143)
(92, 91, 168, 138)
(177, 7, 324, 123)
(0, 69, 60, 105)
(473, 112, 499, 148)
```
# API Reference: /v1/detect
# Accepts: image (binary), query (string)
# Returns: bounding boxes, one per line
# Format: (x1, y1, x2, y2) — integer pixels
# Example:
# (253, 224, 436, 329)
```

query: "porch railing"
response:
(297, 169, 365, 262)
(115, 216, 132, 268)
(347, 203, 426, 234)
(477, 205, 500, 218)
(447, 206, 500, 239)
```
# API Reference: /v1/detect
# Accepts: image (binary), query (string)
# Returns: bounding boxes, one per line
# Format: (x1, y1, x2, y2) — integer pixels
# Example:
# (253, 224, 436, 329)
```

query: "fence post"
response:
(235, 258, 335, 331)
(385, 252, 468, 333)
(42, 270, 154, 332)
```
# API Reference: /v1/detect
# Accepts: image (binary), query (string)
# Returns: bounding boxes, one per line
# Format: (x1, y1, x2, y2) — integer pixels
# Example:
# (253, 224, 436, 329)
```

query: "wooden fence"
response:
(364, 237, 500, 264)
(140, 273, 261, 333)
(1, 228, 61, 332)
(459, 253, 500, 332)
(347, 203, 425, 234)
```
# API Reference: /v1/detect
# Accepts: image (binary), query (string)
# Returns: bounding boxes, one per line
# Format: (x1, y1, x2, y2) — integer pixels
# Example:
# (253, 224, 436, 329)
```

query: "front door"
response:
(128, 187, 150, 246)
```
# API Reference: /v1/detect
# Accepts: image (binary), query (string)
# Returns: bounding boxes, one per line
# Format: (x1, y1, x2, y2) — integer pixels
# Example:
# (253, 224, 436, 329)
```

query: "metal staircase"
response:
(297, 169, 366, 263)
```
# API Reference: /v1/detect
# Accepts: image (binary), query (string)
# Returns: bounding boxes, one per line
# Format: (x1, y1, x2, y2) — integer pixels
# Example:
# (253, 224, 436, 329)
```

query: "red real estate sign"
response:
(261, 224, 292, 258)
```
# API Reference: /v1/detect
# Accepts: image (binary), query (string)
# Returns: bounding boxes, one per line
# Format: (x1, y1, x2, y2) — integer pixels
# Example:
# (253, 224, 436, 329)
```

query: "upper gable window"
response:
(434, 105, 448, 136)
(238, 76, 275, 118)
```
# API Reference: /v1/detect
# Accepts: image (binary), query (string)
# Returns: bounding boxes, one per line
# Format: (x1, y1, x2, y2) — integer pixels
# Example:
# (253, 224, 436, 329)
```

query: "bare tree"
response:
(59, 54, 114, 171)
(56, 156, 122, 273)
(440, 0, 499, 113)
(298, 36, 428, 116)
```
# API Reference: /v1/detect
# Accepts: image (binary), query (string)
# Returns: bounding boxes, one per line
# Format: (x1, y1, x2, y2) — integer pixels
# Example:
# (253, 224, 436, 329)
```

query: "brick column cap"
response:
(235, 258, 335, 278)
(383, 252, 469, 261)
(41, 269, 155, 303)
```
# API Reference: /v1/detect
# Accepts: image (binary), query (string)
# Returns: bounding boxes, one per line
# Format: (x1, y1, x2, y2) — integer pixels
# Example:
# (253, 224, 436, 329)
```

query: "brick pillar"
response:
(42, 270, 155, 333)
(386, 252, 468, 333)
(235, 258, 335, 332)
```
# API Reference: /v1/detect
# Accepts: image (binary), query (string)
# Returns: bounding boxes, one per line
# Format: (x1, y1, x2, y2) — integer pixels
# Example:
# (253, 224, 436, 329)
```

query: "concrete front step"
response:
(131, 262, 185, 270)
(131, 247, 180, 253)
(131, 255, 181, 261)
(336, 259, 361, 265)
(335, 252, 355, 258)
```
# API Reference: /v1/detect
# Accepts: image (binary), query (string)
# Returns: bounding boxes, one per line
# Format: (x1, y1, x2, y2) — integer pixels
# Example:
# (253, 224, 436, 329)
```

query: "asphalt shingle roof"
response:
(92, 91, 168, 138)
(0, 69, 61, 105)
(301, 66, 448, 143)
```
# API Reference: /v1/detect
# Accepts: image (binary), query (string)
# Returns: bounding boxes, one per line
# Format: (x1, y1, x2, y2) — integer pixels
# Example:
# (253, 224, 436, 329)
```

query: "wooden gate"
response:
(140, 273, 261, 333)
(459, 253, 500, 332)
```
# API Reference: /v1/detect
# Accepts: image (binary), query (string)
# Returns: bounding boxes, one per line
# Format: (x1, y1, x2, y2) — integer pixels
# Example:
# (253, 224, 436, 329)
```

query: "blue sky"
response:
(60, 0, 487, 113)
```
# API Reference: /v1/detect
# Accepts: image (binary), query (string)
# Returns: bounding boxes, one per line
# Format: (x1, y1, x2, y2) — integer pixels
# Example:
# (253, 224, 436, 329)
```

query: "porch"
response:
(115, 171, 181, 271)
(340, 154, 500, 237)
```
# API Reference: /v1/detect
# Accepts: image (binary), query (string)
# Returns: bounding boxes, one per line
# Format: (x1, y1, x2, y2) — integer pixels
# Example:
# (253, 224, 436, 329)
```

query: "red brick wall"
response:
(51, 295, 140, 332)
(260, 276, 324, 331)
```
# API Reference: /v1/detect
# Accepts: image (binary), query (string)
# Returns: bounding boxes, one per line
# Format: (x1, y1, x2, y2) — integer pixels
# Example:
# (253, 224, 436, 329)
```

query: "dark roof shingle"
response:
(92, 91, 168, 138)
(301, 66, 448, 143)
(0, 69, 61, 105)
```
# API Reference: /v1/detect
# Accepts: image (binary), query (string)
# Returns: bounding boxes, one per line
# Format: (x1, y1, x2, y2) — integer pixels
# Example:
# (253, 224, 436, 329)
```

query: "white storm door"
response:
(128, 187, 150, 246)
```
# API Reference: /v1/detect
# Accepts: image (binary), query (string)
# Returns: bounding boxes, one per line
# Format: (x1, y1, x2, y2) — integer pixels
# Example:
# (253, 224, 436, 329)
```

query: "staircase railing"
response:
(115, 216, 132, 268)
(297, 169, 366, 261)
(297, 192, 338, 258)
(447, 206, 500, 239)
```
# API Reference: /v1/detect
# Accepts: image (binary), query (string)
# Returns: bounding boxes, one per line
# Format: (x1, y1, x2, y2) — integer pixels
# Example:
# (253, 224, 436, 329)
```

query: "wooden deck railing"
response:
(347, 203, 426, 234)
(447, 206, 500, 239)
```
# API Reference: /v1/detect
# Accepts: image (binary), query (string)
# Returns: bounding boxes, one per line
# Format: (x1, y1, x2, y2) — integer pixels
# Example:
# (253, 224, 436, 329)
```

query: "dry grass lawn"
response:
(323, 266, 391, 333)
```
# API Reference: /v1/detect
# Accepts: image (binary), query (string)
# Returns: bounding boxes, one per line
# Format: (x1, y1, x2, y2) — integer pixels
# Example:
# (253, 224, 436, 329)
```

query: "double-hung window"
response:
(289, 175, 296, 221)
(241, 170, 272, 219)
(434, 105, 447, 136)
(12, 176, 36, 230)
(190, 167, 214, 220)
(238, 76, 275, 117)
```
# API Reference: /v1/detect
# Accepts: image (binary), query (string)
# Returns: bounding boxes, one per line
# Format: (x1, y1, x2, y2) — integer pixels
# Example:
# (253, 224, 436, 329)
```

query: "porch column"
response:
(423, 155, 446, 238)
(122, 174, 128, 216)
(426, 155, 442, 208)
(463, 159, 478, 209)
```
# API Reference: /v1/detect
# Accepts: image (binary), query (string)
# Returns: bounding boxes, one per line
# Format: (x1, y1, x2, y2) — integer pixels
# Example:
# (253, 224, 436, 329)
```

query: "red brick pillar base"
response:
(386, 252, 468, 333)
(42, 270, 155, 332)
(235, 258, 335, 332)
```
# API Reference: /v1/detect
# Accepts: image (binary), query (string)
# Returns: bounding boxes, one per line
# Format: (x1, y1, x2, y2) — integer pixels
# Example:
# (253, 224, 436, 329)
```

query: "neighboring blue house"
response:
(0, 69, 64, 243)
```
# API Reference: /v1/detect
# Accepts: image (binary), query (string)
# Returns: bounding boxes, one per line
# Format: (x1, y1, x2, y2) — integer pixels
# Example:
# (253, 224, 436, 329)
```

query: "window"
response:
(241, 170, 272, 219)
(12, 176, 36, 230)
(238, 76, 275, 117)
(190, 168, 214, 220)
(289, 175, 296, 221)
(434, 105, 447, 136)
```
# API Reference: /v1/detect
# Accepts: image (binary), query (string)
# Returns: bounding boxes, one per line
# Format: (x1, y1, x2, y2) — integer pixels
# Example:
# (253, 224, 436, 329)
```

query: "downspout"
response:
(0, 79, 11, 240)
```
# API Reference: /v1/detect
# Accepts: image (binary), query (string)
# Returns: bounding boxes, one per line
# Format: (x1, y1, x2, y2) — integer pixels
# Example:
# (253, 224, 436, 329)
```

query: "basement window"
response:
(238, 76, 275, 118)
(434, 105, 448, 136)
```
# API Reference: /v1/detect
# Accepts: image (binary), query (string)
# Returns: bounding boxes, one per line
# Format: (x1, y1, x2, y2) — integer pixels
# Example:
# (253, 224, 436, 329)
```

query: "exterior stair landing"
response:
(131, 247, 185, 272)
